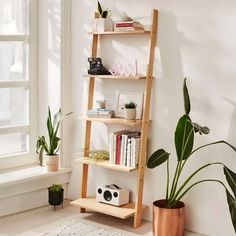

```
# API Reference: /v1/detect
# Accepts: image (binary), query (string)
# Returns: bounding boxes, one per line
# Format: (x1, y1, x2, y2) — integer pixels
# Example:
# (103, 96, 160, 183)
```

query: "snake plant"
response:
(36, 107, 72, 166)
(147, 78, 236, 233)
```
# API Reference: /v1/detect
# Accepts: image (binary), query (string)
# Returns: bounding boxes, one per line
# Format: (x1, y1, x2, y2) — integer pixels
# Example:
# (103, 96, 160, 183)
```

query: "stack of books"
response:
(87, 109, 115, 118)
(109, 130, 141, 168)
(114, 21, 143, 32)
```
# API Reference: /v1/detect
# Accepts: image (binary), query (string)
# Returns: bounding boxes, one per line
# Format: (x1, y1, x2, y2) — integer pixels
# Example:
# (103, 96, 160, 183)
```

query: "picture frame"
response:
(116, 91, 144, 119)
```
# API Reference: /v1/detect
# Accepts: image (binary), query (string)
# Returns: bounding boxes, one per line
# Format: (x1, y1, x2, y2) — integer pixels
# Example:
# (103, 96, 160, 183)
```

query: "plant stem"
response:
(169, 161, 181, 200)
(176, 179, 227, 202)
(165, 158, 170, 200)
(173, 162, 224, 201)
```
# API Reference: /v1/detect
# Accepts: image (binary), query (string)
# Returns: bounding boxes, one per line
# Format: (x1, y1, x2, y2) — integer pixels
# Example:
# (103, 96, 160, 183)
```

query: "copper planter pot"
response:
(153, 199, 185, 236)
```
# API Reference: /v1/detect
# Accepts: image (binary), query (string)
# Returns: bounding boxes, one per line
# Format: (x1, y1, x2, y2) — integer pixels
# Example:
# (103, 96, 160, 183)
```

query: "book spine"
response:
(115, 135, 121, 164)
(135, 138, 141, 166)
(123, 135, 128, 166)
(109, 133, 114, 164)
(127, 138, 131, 167)
(115, 23, 134, 27)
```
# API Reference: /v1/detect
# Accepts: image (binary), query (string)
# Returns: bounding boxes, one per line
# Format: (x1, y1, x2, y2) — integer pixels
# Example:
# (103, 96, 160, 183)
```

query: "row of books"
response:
(109, 130, 141, 168)
(114, 21, 143, 32)
(87, 109, 115, 118)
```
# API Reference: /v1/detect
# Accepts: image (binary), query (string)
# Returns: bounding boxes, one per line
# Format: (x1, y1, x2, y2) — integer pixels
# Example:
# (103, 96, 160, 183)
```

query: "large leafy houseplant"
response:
(36, 108, 71, 166)
(147, 79, 236, 233)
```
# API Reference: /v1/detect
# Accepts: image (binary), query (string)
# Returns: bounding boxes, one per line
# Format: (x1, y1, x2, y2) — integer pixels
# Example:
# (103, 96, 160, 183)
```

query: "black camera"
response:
(88, 57, 111, 75)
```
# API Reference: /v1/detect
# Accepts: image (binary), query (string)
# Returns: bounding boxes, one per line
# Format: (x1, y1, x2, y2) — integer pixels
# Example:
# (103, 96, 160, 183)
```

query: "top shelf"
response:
(90, 30, 151, 35)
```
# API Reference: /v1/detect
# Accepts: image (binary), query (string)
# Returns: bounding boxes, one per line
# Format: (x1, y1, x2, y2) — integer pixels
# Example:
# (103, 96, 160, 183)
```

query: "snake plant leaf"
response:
(102, 10, 108, 18)
(175, 114, 194, 161)
(224, 166, 236, 198)
(226, 189, 236, 233)
(47, 107, 53, 138)
(183, 78, 191, 115)
(97, 1, 103, 16)
(192, 122, 210, 135)
(147, 149, 170, 169)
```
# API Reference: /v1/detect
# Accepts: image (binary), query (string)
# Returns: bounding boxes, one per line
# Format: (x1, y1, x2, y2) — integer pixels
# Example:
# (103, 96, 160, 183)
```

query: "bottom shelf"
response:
(71, 197, 148, 219)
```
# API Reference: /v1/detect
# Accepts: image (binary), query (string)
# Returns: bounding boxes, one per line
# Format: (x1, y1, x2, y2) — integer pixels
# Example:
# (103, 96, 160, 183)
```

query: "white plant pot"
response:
(124, 108, 136, 120)
(93, 18, 113, 32)
(45, 154, 59, 172)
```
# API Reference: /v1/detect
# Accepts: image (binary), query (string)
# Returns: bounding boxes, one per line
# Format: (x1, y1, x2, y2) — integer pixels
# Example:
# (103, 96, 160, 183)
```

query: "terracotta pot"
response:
(153, 199, 185, 236)
(124, 108, 136, 120)
(45, 154, 59, 172)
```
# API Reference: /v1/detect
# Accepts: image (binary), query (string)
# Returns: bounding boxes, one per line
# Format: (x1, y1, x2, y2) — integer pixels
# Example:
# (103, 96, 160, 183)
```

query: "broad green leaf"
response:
(224, 166, 236, 198)
(192, 122, 210, 135)
(97, 1, 103, 16)
(183, 78, 191, 115)
(147, 149, 170, 169)
(226, 189, 236, 233)
(175, 114, 194, 161)
(102, 10, 108, 18)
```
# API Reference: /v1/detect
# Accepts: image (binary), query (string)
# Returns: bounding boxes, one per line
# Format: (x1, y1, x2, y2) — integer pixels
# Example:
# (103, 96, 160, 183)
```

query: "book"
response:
(115, 134, 122, 164)
(87, 109, 115, 118)
(131, 137, 141, 168)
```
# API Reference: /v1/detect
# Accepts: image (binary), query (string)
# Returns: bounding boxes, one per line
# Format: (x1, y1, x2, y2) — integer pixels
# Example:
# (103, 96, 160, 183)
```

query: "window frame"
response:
(0, 0, 38, 169)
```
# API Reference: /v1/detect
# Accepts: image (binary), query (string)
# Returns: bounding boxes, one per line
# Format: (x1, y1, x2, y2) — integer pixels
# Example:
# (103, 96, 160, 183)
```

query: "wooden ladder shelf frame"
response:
(78, 9, 158, 228)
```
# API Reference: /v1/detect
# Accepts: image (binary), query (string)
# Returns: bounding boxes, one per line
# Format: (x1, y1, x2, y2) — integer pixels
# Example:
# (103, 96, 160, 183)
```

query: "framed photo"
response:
(116, 91, 144, 119)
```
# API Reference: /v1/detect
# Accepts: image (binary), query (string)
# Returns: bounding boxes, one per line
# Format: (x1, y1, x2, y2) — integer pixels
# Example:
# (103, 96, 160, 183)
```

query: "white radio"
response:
(96, 184, 129, 206)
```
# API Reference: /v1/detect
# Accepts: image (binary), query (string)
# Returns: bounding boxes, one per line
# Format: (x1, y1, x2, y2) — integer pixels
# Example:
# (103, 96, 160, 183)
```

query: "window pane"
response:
(0, 88, 28, 127)
(0, 0, 28, 35)
(0, 42, 28, 81)
(0, 132, 28, 156)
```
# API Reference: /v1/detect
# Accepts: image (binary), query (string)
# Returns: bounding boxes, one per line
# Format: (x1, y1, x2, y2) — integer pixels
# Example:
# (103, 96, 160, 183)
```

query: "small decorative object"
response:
(96, 99, 106, 110)
(96, 184, 129, 206)
(88, 57, 111, 75)
(109, 60, 138, 76)
(93, 1, 113, 32)
(89, 150, 109, 161)
(147, 79, 236, 236)
(36, 107, 72, 171)
(116, 92, 143, 119)
(48, 184, 64, 211)
(123, 101, 137, 120)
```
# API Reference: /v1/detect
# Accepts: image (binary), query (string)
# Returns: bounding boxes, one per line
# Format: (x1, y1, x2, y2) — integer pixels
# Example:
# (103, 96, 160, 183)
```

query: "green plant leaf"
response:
(192, 122, 210, 135)
(102, 10, 108, 18)
(175, 114, 194, 161)
(97, 1, 103, 16)
(183, 78, 191, 115)
(226, 189, 236, 233)
(147, 149, 170, 169)
(224, 166, 236, 198)
(47, 107, 53, 138)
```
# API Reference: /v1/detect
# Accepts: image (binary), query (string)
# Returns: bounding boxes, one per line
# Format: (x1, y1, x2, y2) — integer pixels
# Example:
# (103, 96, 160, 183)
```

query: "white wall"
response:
(68, 1, 236, 235)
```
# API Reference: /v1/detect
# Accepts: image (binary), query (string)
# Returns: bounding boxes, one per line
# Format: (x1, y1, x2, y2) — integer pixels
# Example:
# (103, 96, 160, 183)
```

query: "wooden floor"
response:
(0, 201, 206, 236)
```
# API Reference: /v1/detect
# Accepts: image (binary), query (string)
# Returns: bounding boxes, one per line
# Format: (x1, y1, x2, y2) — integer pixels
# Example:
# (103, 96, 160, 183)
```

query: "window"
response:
(0, 0, 37, 169)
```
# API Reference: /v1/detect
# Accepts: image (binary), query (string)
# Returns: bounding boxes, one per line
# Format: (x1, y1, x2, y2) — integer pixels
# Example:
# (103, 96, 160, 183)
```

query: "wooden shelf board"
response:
(71, 197, 148, 219)
(90, 30, 150, 35)
(85, 117, 143, 126)
(84, 74, 146, 80)
(76, 157, 137, 173)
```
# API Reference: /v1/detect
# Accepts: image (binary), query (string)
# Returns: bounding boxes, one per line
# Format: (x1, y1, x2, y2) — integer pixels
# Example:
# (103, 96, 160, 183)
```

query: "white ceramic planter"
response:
(124, 108, 136, 120)
(93, 18, 113, 32)
(45, 154, 59, 172)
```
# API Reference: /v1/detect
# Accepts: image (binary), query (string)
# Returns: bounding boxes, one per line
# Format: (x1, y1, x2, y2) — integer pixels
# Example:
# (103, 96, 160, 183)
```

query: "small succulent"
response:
(124, 101, 137, 109)
(48, 184, 63, 192)
(97, 1, 110, 18)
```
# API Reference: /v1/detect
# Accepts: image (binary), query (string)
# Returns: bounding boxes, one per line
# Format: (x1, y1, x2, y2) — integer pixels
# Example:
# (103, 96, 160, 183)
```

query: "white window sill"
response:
(0, 165, 72, 188)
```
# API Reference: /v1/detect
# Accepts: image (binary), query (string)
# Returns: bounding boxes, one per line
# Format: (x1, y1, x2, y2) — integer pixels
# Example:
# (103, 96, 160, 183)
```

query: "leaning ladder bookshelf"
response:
(71, 9, 158, 228)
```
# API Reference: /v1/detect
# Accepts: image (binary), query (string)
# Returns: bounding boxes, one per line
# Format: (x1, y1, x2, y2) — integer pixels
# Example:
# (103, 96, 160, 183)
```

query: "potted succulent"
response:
(48, 184, 64, 210)
(123, 101, 137, 120)
(36, 107, 71, 172)
(147, 79, 236, 236)
(93, 1, 112, 32)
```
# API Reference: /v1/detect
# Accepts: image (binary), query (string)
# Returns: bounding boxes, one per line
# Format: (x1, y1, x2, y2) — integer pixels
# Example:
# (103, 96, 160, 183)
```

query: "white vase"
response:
(45, 154, 59, 172)
(124, 108, 136, 120)
(93, 18, 113, 32)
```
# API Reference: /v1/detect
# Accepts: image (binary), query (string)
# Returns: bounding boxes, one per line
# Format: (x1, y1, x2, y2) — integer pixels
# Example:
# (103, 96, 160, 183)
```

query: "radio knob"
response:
(97, 188, 102, 194)
(113, 192, 118, 198)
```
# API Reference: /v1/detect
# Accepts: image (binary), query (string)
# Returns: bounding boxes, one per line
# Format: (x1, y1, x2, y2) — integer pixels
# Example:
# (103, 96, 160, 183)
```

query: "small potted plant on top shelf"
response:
(48, 184, 64, 211)
(123, 101, 137, 120)
(93, 1, 113, 32)
(36, 107, 72, 171)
